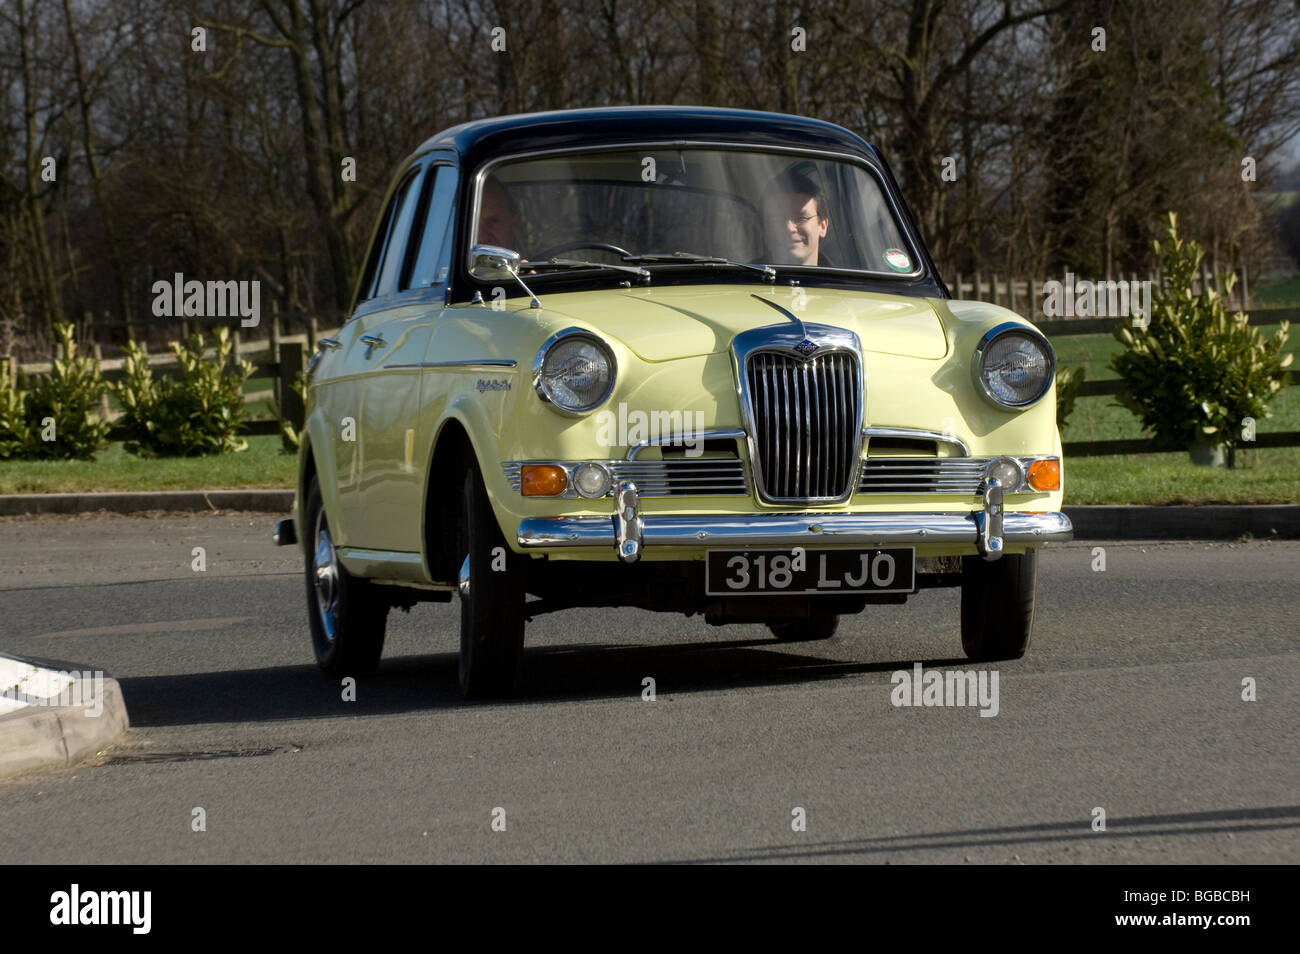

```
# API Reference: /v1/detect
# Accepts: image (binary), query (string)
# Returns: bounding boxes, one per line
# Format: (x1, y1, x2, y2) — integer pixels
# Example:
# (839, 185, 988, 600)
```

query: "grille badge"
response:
(793, 338, 818, 356)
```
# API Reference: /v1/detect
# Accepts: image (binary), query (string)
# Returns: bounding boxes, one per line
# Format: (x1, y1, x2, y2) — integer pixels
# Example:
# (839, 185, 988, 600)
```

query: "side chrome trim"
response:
(383, 359, 517, 370)
(862, 426, 970, 458)
(336, 547, 426, 583)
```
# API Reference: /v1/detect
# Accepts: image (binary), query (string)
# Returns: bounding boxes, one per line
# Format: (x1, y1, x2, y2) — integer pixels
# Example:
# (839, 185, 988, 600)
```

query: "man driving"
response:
(764, 166, 830, 267)
(476, 177, 522, 252)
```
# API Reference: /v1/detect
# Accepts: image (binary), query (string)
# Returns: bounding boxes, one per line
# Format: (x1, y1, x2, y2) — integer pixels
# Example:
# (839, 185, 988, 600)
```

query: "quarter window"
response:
(374, 167, 425, 297)
(403, 165, 460, 290)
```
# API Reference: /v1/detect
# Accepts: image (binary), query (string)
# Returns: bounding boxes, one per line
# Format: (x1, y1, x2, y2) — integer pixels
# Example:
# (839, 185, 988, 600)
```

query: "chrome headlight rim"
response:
(532, 327, 618, 416)
(971, 321, 1056, 410)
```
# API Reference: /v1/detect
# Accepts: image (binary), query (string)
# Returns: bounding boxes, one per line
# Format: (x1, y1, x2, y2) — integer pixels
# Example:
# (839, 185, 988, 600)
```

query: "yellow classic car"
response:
(273, 106, 1072, 697)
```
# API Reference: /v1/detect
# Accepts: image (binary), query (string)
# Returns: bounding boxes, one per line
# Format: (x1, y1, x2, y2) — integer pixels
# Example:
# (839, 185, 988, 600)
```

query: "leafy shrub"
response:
(18, 322, 110, 460)
(273, 370, 307, 452)
(0, 357, 31, 459)
(1111, 212, 1291, 465)
(1055, 364, 1085, 431)
(115, 326, 253, 456)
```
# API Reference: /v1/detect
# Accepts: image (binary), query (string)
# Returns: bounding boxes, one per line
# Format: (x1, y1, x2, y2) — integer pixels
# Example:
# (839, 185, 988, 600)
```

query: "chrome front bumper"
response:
(517, 479, 1072, 563)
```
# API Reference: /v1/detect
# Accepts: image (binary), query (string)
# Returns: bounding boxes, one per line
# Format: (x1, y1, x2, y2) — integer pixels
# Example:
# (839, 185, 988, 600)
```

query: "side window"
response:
(403, 166, 460, 290)
(374, 167, 425, 298)
(355, 185, 402, 306)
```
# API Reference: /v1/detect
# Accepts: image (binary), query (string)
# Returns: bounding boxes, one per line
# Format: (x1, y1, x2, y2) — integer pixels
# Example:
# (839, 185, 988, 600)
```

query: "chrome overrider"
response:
(517, 477, 1073, 564)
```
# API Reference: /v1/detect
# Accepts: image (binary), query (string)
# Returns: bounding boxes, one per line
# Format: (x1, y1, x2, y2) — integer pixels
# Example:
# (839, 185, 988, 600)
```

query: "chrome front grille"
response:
(503, 459, 748, 497)
(745, 350, 861, 501)
(859, 457, 991, 495)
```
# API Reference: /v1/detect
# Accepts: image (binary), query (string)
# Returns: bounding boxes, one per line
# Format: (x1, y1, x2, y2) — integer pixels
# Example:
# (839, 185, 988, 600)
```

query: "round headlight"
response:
(973, 324, 1054, 408)
(533, 330, 616, 414)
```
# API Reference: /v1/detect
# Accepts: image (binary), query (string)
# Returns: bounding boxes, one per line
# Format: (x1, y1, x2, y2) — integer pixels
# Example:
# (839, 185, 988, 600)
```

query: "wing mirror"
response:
(469, 244, 540, 308)
(470, 244, 523, 279)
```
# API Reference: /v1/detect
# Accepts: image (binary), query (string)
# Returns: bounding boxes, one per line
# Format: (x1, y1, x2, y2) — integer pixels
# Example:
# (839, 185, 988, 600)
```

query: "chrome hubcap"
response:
(457, 554, 471, 599)
(313, 512, 340, 640)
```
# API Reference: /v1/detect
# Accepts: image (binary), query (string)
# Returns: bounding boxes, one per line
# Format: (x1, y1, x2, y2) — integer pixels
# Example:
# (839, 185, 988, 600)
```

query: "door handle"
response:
(360, 333, 386, 359)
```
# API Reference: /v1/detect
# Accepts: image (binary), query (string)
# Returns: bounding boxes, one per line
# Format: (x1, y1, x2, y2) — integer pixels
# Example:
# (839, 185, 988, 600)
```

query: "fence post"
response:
(270, 304, 282, 364)
(308, 315, 319, 352)
(953, 272, 963, 298)
(973, 270, 982, 302)
(1009, 274, 1019, 314)
(278, 340, 306, 432)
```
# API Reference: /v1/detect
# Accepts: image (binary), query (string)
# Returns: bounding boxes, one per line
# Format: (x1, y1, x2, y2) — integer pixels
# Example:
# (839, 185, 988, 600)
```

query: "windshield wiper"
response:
(522, 257, 651, 280)
(622, 251, 776, 282)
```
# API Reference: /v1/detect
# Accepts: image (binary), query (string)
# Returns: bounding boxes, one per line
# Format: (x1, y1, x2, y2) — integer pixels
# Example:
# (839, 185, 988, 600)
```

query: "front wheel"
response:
(457, 462, 526, 698)
(303, 476, 388, 676)
(960, 550, 1037, 661)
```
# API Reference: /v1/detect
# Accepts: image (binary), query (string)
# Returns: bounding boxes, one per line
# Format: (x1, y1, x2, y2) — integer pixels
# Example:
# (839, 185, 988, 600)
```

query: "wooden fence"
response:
(6, 306, 1298, 458)
(943, 259, 1254, 318)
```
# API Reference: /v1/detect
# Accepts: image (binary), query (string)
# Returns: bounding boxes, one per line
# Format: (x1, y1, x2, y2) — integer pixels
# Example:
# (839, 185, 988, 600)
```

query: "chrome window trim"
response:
(971, 321, 1057, 410)
(467, 141, 928, 283)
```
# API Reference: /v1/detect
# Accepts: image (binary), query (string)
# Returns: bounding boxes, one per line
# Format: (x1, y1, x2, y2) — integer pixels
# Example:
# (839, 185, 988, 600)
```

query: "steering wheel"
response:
(529, 240, 636, 261)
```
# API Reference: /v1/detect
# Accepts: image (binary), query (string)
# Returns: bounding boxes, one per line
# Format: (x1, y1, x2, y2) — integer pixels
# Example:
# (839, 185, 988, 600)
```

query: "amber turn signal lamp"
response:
(521, 464, 568, 496)
(1027, 459, 1060, 491)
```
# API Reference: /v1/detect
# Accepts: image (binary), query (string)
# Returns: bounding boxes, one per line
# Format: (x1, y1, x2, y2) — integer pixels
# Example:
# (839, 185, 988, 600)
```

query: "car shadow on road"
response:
(648, 804, 1300, 863)
(117, 639, 972, 726)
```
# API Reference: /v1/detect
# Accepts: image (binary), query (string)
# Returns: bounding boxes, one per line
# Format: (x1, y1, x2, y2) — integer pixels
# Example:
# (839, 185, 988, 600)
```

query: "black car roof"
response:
(414, 106, 880, 167)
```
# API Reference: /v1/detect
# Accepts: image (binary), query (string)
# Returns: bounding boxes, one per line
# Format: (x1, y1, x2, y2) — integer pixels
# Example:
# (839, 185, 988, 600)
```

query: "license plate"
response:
(704, 547, 915, 596)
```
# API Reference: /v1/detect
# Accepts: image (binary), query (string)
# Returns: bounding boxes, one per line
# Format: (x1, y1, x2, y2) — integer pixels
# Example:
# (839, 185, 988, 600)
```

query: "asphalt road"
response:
(0, 512, 1296, 864)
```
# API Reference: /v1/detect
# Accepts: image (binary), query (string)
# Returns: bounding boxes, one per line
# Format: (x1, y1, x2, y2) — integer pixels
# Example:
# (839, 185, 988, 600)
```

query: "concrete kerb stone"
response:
(0, 490, 294, 515)
(0, 652, 129, 778)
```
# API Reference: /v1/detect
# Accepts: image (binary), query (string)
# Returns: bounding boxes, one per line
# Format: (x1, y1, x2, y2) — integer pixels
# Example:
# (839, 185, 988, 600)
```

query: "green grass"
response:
(0, 435, 296, 494)
(1065, 446, 1300, 504)
(1252, 276, 1300, 307)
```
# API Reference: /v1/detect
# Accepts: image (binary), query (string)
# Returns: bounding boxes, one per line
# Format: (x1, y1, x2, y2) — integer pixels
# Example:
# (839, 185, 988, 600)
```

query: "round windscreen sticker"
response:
(884, 248, 912, 272)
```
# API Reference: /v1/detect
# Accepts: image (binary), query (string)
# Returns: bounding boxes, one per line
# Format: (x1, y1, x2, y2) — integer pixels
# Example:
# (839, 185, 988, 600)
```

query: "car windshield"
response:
(471, 147, 919, 277)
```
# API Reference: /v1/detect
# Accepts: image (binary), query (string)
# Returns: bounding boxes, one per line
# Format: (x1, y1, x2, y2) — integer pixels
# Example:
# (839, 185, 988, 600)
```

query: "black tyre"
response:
(457, 462, 526, 698)
(303, 475, 388, 676)
(767, 613, 839, 642)
(960, 550, 1037, 661)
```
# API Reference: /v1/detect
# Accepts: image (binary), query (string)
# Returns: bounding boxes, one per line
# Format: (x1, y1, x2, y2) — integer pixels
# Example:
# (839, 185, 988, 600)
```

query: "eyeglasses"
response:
(771, 213, 821, 226)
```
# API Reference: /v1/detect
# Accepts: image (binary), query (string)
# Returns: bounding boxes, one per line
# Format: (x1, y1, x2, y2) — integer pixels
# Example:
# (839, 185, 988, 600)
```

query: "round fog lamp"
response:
(986, 458, 1022, 491)
(573, 462, 612, 498)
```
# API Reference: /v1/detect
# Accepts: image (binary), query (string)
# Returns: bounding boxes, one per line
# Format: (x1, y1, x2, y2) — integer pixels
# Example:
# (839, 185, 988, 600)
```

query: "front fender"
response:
(299, 411, 347, 546)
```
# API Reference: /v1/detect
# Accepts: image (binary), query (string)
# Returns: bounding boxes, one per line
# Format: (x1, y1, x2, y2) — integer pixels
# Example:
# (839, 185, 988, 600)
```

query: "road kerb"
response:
(0, 653, 129, 778)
